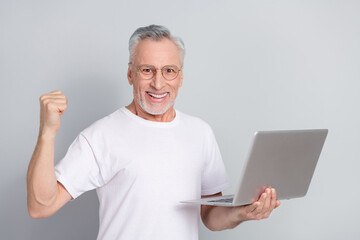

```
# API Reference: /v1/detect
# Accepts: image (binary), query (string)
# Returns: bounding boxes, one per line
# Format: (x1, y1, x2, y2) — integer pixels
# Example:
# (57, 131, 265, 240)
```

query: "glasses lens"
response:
(139, 65, 155, 79)
(162, 66, 179, 80)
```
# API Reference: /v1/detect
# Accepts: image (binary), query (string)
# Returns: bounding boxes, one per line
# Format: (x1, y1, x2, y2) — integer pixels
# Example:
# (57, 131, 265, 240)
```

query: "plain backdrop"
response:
(1, 0, 359, 239)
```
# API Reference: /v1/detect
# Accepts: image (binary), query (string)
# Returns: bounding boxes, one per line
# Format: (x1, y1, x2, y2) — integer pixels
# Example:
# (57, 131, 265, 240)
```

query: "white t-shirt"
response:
(55, 107, 229, 240)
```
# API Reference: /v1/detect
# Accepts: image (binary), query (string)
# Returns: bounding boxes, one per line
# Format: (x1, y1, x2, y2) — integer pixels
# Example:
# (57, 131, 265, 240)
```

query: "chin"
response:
(139, 98, 174, 116)
(144, 104, 172, 115)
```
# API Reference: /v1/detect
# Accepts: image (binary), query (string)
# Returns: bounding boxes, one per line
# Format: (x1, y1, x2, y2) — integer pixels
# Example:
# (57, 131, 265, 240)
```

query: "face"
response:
(127, 38, 183, 115)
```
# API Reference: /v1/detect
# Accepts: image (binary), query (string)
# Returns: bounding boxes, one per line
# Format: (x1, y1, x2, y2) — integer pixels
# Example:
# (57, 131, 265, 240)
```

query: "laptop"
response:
(181, 129, 328, 206)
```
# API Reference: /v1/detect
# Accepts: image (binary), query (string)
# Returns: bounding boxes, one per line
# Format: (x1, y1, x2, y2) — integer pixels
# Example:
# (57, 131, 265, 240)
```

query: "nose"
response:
(150, 70, 166, 90)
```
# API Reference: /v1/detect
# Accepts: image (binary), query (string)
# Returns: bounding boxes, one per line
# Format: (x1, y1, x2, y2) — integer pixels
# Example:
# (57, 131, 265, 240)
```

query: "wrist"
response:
(231, 206, 247, 224)
(38, 128, 57, 141)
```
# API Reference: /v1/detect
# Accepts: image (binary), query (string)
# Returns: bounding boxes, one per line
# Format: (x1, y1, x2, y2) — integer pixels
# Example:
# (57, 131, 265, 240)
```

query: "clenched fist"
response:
(39, 90, 68, 137)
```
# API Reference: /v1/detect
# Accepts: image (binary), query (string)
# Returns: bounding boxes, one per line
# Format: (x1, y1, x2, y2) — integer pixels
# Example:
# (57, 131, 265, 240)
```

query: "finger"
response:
(275, 200, 281, 208)
(42, 98, 67, 104)
(270, 188, 277, 209)
(48, 99, 67, 104)
(45, 102, 67, 113)
(253, 192, 266, 214)
(263, 188, 271, 211)
(41, 100, 67, 108)
(49, 90, 62, 94)
(56, 105, 67, 115)
(45, 95, 66, 99)
(50, 94, 66, 98)
(245, 202, 258, 213)
(40, 94, 66, 101)
(50, 97, 68, 104)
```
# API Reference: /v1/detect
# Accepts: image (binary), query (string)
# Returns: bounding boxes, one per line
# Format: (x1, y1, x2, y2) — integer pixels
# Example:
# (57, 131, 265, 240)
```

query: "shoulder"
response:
(80, 108, 126, 139)
(177, 110, 214, 135)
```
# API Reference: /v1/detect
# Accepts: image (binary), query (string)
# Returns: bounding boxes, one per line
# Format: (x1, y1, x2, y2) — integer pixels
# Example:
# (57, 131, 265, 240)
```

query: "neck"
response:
(126, 100, 176, 122)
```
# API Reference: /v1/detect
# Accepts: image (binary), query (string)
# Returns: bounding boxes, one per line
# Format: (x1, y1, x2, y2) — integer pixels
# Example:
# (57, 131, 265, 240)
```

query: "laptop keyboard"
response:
(208, 198, 233, 203)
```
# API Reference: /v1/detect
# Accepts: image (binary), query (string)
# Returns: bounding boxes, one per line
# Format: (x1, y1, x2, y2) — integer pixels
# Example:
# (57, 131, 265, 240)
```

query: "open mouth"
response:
(146, 91, 170, 104)
(146, 91, 169, 103)
(147, 92, 168, 98)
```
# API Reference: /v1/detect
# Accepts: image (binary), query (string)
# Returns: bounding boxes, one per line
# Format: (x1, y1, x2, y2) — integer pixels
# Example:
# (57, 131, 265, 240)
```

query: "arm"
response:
(27, 90, 72, 219)
(201, 188, 280, 231)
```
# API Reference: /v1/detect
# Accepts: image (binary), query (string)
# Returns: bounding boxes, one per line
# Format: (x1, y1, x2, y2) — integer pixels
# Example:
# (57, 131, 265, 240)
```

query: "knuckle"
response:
(39, 95, 47, 102)
(46, 102, 56, 109)
(41, 99, 49, 106)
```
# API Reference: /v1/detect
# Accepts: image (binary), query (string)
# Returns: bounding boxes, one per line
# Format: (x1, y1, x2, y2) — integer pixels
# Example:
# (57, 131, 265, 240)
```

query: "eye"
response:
(140, 67, 153, 74)
(164, 67, 178, 73)
(143, 68, 152, 73)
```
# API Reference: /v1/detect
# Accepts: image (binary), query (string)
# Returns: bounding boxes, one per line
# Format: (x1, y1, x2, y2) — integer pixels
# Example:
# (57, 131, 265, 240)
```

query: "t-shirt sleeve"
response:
(201, 127, 230, 196)
(55, 133, 105, 199)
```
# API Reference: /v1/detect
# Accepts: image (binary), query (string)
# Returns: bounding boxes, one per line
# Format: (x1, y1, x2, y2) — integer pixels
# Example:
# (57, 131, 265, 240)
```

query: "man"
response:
(27, 25, 280, 239)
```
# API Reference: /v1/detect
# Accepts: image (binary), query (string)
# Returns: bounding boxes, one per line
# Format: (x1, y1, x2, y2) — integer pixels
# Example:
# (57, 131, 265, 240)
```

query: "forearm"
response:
(202, 206, 243, 231)
(27, 132, 58, 210)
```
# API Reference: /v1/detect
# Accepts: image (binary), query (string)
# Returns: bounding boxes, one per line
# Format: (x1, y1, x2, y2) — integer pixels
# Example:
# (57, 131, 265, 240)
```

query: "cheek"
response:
(133, 81, 153, 102)
(170, 83, 181, 96)
(132, 80, 145, 95)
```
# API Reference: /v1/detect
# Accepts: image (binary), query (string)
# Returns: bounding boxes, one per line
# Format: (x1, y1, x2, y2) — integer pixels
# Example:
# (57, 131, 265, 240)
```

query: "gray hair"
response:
(128, 24, 185, 65)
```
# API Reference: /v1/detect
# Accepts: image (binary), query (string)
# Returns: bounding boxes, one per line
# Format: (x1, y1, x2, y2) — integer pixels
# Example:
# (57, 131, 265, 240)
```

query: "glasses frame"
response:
(129, 62, 182, 81)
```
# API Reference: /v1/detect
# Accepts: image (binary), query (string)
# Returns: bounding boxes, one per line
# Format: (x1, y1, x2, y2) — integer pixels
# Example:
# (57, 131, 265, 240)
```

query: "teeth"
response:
(148, 92, 168, 98)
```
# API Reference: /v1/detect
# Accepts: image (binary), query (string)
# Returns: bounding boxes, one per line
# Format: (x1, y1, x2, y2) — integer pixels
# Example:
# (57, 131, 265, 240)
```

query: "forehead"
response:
(133, 38, 182, 66)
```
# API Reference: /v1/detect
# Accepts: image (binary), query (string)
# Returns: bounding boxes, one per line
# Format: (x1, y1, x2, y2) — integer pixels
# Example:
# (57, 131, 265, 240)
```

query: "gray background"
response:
(1, 0, 359, 239)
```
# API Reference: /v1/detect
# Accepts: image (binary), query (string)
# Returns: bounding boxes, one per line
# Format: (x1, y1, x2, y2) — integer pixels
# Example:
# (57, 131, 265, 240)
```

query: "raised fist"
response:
(39, 90, 68, 136)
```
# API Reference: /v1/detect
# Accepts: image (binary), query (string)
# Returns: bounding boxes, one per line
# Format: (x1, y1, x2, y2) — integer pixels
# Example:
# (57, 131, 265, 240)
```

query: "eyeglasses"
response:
(130, 63, 182, 81)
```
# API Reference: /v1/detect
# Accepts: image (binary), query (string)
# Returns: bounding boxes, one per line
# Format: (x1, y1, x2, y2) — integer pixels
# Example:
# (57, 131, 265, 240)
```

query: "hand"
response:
(234, 188, 280, 222)
(39, 90, 68, 137)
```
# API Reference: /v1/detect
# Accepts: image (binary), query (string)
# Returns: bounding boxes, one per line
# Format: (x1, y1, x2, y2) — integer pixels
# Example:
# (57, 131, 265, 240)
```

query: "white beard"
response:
(137, 95, 175, 115)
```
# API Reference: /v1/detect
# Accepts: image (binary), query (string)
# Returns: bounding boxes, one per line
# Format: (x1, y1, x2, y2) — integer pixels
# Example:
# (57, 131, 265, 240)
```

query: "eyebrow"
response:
(139, 64, 180, 68)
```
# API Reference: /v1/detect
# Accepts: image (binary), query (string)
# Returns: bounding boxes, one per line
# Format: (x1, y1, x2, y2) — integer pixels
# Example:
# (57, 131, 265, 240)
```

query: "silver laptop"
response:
(181, 129, 328, 206)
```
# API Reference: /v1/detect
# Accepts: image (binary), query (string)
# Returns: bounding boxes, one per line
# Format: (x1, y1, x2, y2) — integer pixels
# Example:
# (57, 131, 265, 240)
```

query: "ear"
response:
(127, 64, 133, 86)
(179, 71, 183, 87)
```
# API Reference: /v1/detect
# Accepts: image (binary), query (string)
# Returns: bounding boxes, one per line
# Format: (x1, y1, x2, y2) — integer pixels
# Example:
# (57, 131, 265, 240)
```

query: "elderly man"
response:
(27, 25, 280, 239)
